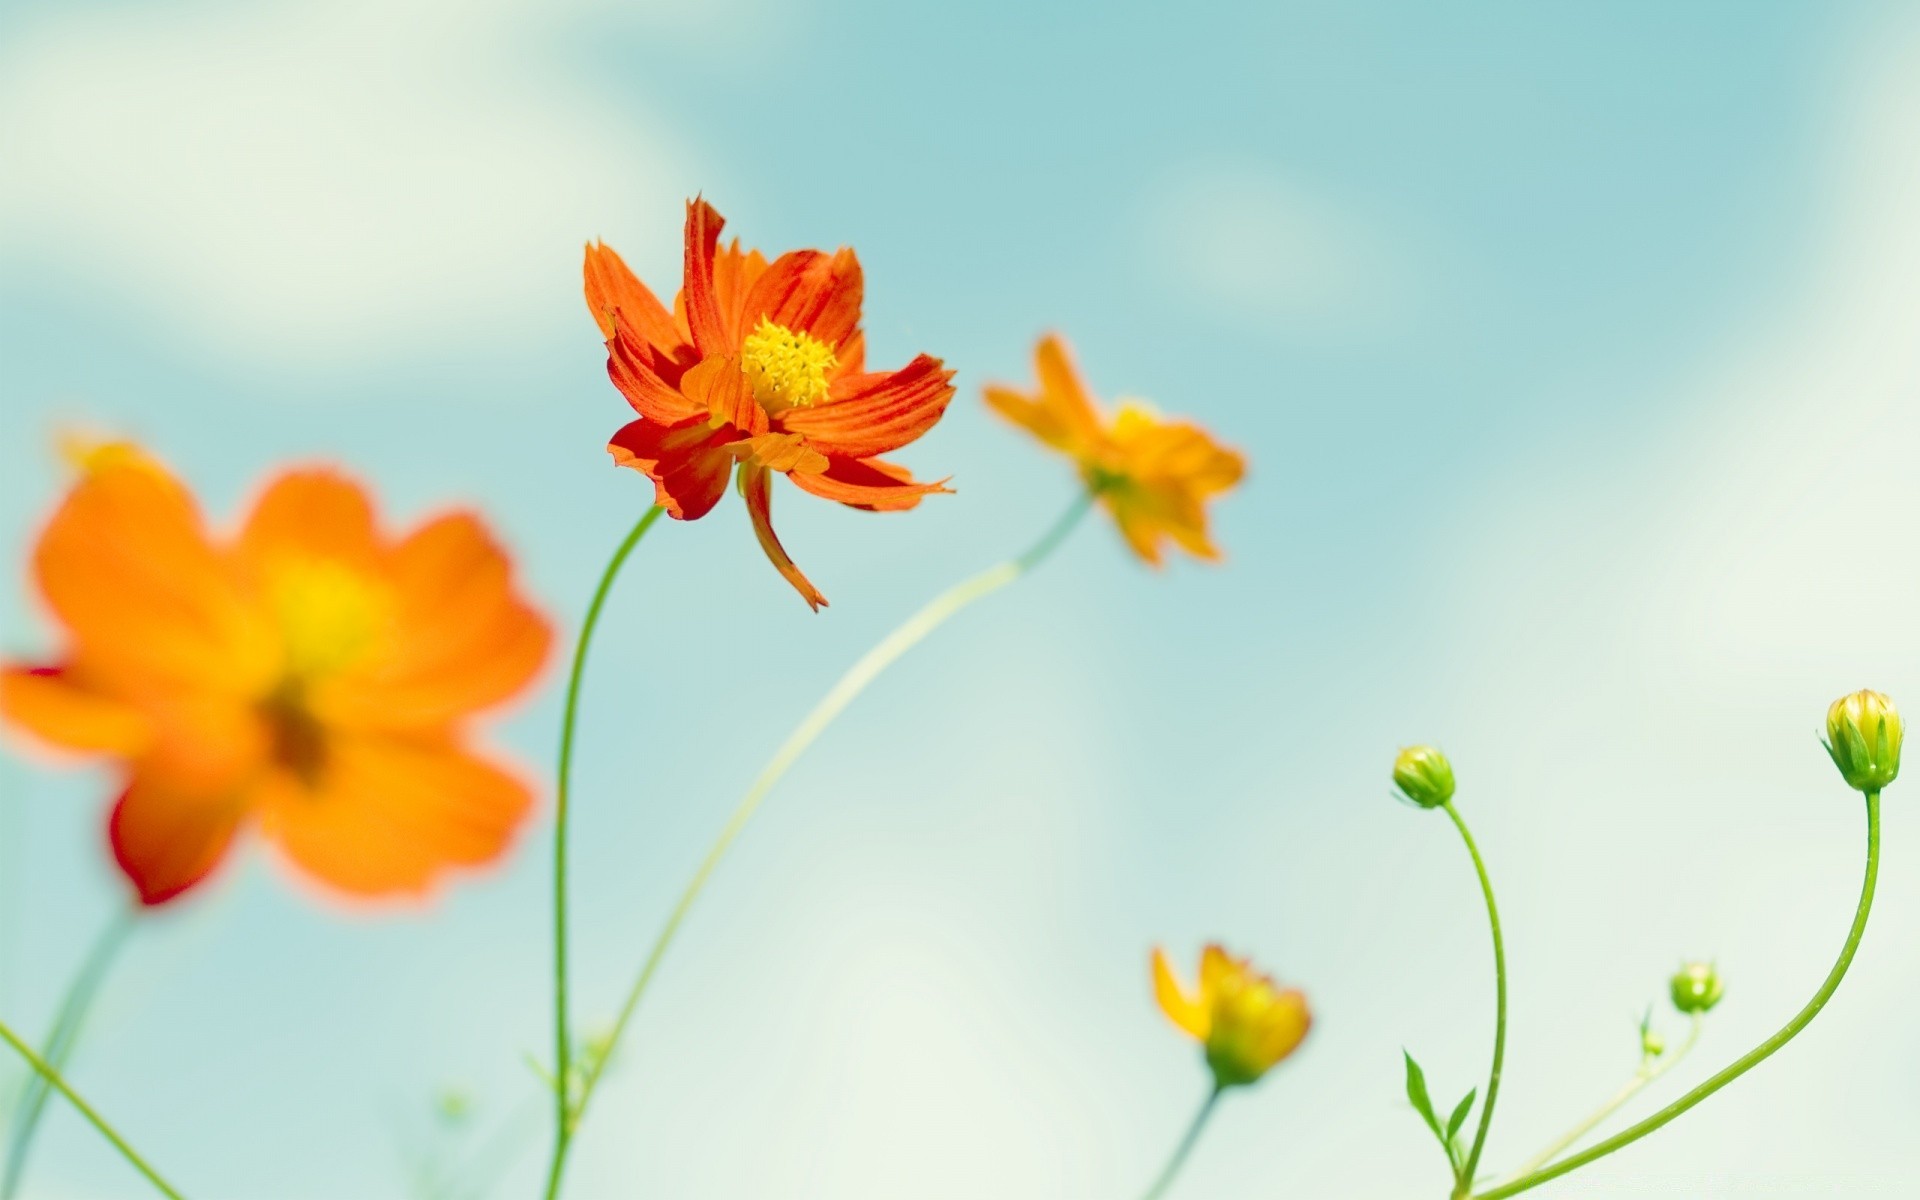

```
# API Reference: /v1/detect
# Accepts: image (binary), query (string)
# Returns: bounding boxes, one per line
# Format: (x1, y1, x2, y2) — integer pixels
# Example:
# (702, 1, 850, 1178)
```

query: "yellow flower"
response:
(1824, 689, 1901, 794)
(985, 335, 1244, 565)
(1152, 944, 1311, 1089)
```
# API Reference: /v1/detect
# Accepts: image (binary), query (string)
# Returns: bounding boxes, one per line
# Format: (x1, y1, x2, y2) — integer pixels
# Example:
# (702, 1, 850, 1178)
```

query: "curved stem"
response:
(1503, 1012, 1701, 1182)
(1140, 1086, 1222, 1200)
(1442, 800, 1507, 1195)
(543, 506, 665, 1200)
(556, 492, 1095, 1173)
(1477, 790, 1881, 1199)
(0, 1015, 183, 1200)
(2, 907, 136, 1199)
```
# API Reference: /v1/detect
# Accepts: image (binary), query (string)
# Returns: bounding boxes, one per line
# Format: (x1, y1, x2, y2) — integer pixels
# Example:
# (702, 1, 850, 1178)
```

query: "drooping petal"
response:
(110, 775, 249, 906)
(738, 465, 827, 610)
(33, 457, 259, 696)
(788, 455, 951, 512)
(1152, 947, 1210, 1040)
(607, 318, 705, 422)
(681, 198, 729, 355)
(322, 513, 553, 730)
(983, 334, 1106, 457)
(260, 733, 534, 899)
(583, 240, 690, 364)
(785, 354, 956, 458)
(679, 356, 769, 437)
(728, 432, 829, 475)
(741, 247, 864, 359)
(607, 417, 738, 521)
(0, 664, 151, 755)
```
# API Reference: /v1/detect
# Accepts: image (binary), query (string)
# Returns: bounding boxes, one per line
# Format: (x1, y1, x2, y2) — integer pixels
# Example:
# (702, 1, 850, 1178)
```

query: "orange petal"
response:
(710, 237, 771, 348)
(0, 664, 151, 755)
(608, 417, 739, 521)
(583, 240, 691, 360)
(260, 734, 534, 899)
(325, 512, 552, 730)
(729, 432, 829, 475)
(681, 197, 729, 355)
(784, 354, 956, 459)
(788, 455, 950, 512)
(1152, 947, 1209, 1040)
(33, 457, 258, 695)
(739, 465, 827, 610)
(983, 334, 1106, 458)
(607, 318, 704, 423)
(741, 247, 864, 359)
(110, 769, 250, 906)
(680, 356, 769, 436)
(237, 468, 381, 573)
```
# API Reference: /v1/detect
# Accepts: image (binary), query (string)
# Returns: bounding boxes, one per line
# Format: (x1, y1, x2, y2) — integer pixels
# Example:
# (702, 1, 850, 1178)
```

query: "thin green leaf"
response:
(1403, 1050, 1445, 1142)
(1445, 1088, 1477, 1143)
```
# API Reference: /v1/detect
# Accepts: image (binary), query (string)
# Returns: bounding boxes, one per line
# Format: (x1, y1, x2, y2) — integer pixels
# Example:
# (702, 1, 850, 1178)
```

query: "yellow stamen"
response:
(265, 557, 392, 682)
(741, 317, 836, 412)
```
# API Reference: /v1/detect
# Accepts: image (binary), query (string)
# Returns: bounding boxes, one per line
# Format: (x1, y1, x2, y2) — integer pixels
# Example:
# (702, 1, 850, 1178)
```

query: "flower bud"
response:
(1392, 745, 1455, 809)
(1640, 1027, 1665, 1058)
(1670, 962, 1724, 1015)
(1824, 690, 1902, 794)
(1152, 945, 1311, 1090)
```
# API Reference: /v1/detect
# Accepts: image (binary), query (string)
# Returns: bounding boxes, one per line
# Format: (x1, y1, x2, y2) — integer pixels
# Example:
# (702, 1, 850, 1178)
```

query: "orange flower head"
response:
(1152, 944, 1311, 1089)
(583, 198, 958, 610)
(985, 335, 1245, 565)
(0, 448, 554, 906)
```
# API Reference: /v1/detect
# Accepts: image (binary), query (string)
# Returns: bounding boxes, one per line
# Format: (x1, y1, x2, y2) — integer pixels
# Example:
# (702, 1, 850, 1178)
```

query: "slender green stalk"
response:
(1140, 1086, 1223, 1200)
(1442, 800, 1507, 1197)
(0, 1014, 183, 1200)
(1477, 790, 1881, 1199)
(544, 506, 664, 1200)
(3, 908, 136, 1199)
(1502, 1013, 1701, 1182)
(549, 492, 1095, 1187)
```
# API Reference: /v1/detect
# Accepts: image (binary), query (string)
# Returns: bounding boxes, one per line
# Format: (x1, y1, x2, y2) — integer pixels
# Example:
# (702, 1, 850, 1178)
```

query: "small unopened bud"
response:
(1392, 745, 1455, 809)
(1824, 689, 1901, 794)
(1641, 1028, 1665, 1057)
(1670, 962, 1724, 1015)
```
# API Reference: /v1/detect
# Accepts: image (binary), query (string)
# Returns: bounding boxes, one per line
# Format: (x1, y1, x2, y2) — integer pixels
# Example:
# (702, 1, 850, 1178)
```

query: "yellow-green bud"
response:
(1670, 962, 1723, 1015)
(1641, 1027, 1665, 1058)
(1824, 690, 1901, 794)
(1393, 745, 1455, 809)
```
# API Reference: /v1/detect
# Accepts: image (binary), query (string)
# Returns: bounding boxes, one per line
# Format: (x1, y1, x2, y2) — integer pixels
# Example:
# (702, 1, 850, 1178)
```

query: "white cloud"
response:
(1138, 160, 1416, 332)
(0, 0, 708, 369)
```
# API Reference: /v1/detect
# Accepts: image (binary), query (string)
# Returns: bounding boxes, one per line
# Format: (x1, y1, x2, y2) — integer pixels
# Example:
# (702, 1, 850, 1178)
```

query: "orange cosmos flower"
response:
(985, 335, 1245, 565)
(1152, 944, 1311, 1089)
(0, 445, 553, 906)
(583, 199, 957, 611)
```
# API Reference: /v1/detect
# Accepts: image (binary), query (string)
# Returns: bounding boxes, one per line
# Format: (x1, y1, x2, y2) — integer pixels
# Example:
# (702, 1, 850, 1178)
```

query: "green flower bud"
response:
(1670, 962, 1724, 1015)
(1824, 689, 1901, 794)
(1392, 745, 1455, 809)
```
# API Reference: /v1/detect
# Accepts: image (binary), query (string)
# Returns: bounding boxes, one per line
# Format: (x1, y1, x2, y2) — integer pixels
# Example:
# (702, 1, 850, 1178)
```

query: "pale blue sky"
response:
(3, 1, 1919, 1197)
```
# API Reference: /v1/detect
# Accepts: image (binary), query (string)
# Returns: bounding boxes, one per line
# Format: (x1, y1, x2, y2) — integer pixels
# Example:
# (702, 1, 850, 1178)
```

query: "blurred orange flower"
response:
(584, 199, 957, 610)
(1152, 944, 1311, 1088)
(0, 445, 553, 905)
(985, 335, 1245, 565)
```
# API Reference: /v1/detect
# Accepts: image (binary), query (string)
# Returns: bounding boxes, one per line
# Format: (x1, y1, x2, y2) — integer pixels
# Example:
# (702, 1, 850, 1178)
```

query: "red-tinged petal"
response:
(608, 417, 737, 520)
(784, 354, 956, 458)
(741, 247, 864, 358)
(728, 432, 829, 475)
(788, 455, 951, 512)
(583, 240, 691, 364)
(711, 238, 771, 347)
(260, 733, 533, 899)
(111, 775, 248, 906)
(0, 664, 151, 755)
(738, 465, 827, 610)
(680, 356, 769, 436)
(682, 198, 728, 355)
(608, 318, 704, 423)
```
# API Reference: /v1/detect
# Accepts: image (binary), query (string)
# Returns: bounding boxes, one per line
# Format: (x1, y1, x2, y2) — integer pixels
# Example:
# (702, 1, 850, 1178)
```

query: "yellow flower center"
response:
(741, 317, 836, 412)
(265, 557, 391, 684)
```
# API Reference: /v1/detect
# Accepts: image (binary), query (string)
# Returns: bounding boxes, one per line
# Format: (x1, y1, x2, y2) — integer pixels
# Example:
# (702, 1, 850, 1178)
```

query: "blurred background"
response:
(3, 0, 1919, 1196)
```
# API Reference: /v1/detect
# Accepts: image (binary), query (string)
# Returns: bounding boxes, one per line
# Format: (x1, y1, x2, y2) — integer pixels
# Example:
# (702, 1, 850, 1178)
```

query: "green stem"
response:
(553, 492, 1095, 1182)
(1503, 1012, 1701, 1182)
(2, 907, 136, 1199)
(1477, 790, 1881, 1199)
(0, 1014, 183, 1199)
(543, 506, 665, 1200)
(1140, 1086, 1223, 1200)
(1442, 800, 1506, 1196)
